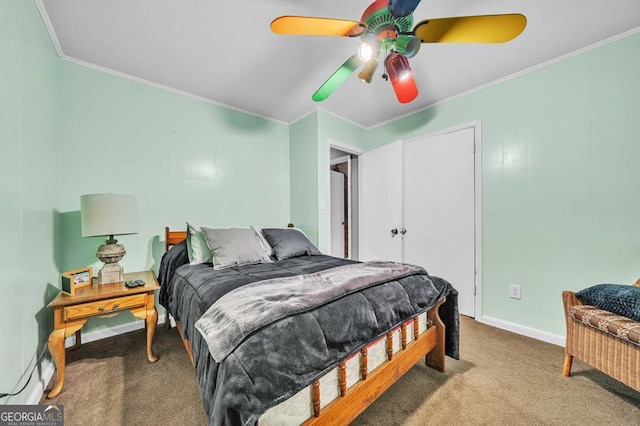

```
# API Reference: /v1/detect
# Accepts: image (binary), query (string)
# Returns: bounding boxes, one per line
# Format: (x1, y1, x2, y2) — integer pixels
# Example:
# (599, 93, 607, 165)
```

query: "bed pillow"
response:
(261, 228, 321, 260)
(575, 284, 640, 322)
(186, 223, 213, 265)
(201, 227, 272, 270)
(251, 226, 276, 257)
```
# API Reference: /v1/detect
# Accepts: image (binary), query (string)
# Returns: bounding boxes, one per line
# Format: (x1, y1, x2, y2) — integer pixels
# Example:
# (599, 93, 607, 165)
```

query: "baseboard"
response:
(26, 358, 56, 405)
(63, 313, 173, 348)
(64, 320, 146, 348)
(479, 315, 565, 347)
(29, 314, 173, 405)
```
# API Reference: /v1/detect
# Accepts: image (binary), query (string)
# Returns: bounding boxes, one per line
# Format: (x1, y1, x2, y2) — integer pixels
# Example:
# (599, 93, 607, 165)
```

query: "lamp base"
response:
(98, 262, 124, 285)
(96, 241, 126, 285)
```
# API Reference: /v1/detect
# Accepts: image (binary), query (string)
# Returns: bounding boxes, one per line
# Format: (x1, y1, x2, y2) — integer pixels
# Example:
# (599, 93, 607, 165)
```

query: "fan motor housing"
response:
(361, 0, 414, 34)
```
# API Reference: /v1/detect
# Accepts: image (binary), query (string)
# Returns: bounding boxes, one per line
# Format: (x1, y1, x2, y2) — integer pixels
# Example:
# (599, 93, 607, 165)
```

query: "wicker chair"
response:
(562, 280, 640, 392)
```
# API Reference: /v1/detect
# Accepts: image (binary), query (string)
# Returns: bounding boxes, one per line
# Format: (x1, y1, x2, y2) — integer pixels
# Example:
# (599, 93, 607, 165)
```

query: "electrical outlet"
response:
(509, 284, 522, 300)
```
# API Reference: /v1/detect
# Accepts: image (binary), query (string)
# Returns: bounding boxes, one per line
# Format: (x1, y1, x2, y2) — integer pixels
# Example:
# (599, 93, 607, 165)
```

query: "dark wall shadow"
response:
(147, 235, 164, 275)
(396, 105, 440, 135)
(148, 235, 169, 318)
(34, 283, 64, 396)
(219, 107, 274, 132)
(57, 210, 102, 272)
(53, 209, 63, 273)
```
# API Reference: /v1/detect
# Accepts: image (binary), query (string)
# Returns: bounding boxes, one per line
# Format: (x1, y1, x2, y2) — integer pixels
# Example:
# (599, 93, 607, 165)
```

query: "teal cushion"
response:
(576, 284, 640, 321)
(186, 223, 213, 265)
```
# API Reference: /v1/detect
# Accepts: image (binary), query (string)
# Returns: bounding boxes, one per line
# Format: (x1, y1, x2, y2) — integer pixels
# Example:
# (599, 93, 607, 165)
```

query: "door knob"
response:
(391, 228, 398, 237)
(400, 228, 407, 235)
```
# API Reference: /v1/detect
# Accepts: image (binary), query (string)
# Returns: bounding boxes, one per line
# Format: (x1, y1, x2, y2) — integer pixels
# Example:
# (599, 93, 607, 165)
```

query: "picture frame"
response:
(61, 267, 93, 296)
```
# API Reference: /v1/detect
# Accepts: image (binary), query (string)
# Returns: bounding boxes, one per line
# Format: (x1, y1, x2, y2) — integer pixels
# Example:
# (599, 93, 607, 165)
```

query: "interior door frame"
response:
(326, 139, 364, 260)
(330, 155, 351, 258)
(403, 120, 483, 320)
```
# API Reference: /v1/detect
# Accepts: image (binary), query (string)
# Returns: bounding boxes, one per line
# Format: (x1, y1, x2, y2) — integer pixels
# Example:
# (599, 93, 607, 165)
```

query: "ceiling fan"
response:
(271, 0, 526, 103)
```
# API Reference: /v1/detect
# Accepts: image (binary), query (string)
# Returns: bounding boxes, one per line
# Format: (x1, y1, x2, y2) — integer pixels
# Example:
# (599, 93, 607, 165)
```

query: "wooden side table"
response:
(46, 270, 160, 398)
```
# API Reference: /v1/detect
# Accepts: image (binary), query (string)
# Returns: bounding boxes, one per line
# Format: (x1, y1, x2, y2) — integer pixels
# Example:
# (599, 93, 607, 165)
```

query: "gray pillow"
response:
(576, 284, 640, 321)
(251, 226, 275, 257)
(261, 228, 321, 260)
(200, 227, 272, 270)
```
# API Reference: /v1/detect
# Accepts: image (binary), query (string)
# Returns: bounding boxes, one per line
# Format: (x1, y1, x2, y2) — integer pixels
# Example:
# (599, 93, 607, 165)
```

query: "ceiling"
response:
(39, 0, 640, 128)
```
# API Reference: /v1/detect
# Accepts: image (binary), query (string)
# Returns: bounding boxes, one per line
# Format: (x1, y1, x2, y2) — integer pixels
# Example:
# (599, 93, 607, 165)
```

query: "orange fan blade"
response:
(413, 14, 526, 43)
(271, 16, 366, 37)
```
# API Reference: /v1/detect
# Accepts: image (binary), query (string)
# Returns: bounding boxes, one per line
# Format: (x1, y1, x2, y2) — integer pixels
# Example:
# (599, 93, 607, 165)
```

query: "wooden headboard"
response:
(165, 225, 297, 253)
(165, 227, 187, 253)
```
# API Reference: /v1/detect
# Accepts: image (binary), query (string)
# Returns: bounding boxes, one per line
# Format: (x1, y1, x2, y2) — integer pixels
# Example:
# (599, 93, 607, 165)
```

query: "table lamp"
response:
(80, 194, 138, 284)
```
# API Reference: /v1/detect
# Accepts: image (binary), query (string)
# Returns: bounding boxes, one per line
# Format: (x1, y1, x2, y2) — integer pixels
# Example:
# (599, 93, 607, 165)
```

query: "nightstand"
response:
(46, 270, 160, 398)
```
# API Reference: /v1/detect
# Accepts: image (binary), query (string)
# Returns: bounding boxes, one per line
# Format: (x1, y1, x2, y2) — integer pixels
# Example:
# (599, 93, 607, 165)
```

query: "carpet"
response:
(42, 316, 640, 425)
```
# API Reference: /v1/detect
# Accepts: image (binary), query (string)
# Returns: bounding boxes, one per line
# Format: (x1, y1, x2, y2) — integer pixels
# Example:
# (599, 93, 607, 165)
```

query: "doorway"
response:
(328, 142, 362, 260)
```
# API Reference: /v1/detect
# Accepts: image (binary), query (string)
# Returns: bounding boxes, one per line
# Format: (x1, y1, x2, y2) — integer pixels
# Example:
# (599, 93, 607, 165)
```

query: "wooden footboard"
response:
(303, 297, 446, 425)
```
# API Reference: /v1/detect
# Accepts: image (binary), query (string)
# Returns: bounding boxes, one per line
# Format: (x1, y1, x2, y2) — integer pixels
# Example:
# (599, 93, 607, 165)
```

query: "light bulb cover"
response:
(395, 35, 421, 58)
(385, 52, 418, 103)
(385, 52, 411, 82)
(357, 42, 373, 62)
(358, 58, 379, 83)
(390, 71, 419, 103)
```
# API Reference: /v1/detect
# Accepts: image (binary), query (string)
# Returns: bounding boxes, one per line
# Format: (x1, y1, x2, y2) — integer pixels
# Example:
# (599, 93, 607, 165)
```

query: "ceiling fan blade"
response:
(413, 14, 526, 43)
(271, 16, 366, 37)
(312, 55, 363, 102)
(388, 0, 422, 18)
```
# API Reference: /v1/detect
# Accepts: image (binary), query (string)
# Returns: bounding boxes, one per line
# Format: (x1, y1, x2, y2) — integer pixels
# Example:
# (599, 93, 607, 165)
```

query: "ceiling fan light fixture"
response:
(390, 70, 419, 103)
(385, 52, 411, 82)
(395, 35, 421, 58)
(357, 42, 374, 62)
(358, 57, 379, 83)
(272, 0, 524, 105)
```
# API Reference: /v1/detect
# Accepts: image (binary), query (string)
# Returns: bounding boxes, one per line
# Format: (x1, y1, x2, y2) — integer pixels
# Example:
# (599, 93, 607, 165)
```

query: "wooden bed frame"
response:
(164, 227, 447, 424)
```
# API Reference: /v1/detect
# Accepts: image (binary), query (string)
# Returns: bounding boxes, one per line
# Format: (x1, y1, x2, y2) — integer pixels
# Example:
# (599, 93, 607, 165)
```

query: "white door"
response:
(360, 140, 403, 262)
(330, 170, 345, 257)
(403, 127, 476, 317)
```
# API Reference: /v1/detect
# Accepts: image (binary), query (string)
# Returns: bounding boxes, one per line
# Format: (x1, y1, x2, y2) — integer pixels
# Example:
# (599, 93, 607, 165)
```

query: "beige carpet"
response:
(43, 316, 640, 425)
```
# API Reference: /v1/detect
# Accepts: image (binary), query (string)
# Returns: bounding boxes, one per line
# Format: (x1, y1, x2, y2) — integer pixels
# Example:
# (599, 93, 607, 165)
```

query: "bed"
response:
(158, 226, 459, 425)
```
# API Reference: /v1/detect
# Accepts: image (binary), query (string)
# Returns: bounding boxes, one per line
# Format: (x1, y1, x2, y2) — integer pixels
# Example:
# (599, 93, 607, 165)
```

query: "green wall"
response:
(1, 0, 290, 403)
(56, 60, 291, 332)
(0, 0, 61, 404)
(289, 112, 319, 242)
(316, 111, 366, 252)
(364, 31, 640, 337)
(289, 110, 365, 251)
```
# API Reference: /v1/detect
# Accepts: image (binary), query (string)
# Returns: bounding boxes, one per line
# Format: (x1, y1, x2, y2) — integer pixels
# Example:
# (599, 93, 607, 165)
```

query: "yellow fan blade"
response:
(271, 16, 366, 37)
(413, 14, 526, 43)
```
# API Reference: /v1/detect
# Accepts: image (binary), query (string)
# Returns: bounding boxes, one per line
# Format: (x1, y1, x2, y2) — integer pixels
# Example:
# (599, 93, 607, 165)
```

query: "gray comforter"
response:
(159, 241, 459, 426)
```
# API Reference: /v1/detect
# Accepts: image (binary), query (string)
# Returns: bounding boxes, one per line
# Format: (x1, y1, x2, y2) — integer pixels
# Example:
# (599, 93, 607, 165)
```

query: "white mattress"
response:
(259, 312, 429, 425)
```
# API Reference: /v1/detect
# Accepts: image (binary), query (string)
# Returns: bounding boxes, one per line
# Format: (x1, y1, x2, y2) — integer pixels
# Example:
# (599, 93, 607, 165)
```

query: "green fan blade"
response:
(312, 55, 363, 102)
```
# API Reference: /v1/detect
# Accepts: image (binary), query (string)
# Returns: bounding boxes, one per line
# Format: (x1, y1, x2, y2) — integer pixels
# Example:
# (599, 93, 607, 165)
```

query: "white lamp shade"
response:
(80, 194, 138, 238)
